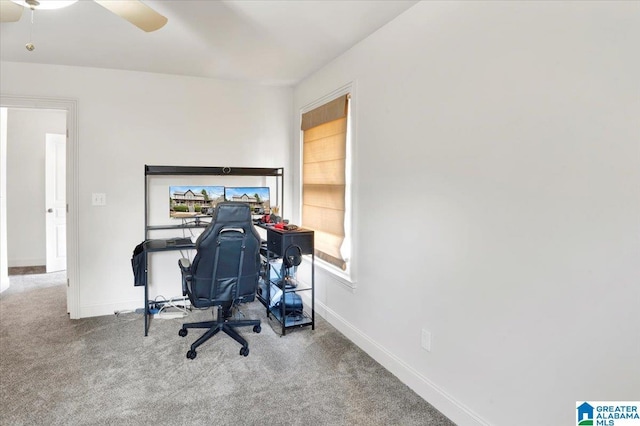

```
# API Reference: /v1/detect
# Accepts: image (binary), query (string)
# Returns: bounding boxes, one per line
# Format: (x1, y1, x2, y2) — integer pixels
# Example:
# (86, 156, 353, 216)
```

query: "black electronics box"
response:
(275, 292, 303, 315)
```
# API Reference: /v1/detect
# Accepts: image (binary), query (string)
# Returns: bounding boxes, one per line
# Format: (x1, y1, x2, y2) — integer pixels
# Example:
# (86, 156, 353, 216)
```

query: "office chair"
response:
(178, 202, 262, 359)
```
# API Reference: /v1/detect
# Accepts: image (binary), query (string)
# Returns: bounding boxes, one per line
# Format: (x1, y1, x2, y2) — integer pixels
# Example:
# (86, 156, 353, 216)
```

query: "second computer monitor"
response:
(224, 186, 271, 215)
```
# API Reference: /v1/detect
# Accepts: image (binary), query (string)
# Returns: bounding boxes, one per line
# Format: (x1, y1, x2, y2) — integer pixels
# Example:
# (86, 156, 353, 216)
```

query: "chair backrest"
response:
(188, 202, 261, 308)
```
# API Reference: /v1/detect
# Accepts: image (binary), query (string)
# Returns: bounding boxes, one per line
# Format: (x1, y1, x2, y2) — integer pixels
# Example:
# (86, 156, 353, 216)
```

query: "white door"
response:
(45, 133, 66, 273)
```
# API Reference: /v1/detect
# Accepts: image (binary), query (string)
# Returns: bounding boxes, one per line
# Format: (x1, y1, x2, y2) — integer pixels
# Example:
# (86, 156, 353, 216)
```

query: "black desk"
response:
(142, 238, 195, 336)
(256, 224, 315, 335)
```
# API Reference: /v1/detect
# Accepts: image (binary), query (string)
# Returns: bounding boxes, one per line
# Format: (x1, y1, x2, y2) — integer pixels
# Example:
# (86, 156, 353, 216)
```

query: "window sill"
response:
(302, 256, 357, 292)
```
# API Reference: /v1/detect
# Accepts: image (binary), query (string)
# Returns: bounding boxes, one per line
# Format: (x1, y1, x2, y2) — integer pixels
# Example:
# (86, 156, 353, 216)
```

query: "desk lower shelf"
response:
(256, 285, 314, 334)
(268, 308, 313, 329)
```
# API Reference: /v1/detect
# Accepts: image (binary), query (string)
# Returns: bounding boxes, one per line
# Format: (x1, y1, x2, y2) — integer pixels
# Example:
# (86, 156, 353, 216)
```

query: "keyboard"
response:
(166, 237, 193, 247)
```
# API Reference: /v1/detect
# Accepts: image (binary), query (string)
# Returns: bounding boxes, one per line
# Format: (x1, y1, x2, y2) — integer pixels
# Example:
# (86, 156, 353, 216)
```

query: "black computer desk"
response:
(141, 224, 315, 336)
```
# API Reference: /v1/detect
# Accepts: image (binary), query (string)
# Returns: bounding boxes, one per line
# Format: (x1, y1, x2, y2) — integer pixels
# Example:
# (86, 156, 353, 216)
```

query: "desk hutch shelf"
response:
(144, 165, 284, 239)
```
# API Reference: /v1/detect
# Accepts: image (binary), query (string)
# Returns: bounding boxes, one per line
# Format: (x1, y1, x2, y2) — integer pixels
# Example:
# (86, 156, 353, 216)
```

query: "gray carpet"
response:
(2, 270, 66, 295)
(0, 278, 455, 426)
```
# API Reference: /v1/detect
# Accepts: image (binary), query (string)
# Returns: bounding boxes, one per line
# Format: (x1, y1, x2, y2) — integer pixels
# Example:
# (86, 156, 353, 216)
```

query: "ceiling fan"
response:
(0, 0, 167, 32)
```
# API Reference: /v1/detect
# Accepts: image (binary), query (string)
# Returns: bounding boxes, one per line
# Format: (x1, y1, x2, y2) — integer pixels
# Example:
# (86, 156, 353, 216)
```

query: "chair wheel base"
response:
(239, 346, 249, 357)
(253, 325, 261, 333)
(186, 350, 197, 359)
(178, 328, 188, 337)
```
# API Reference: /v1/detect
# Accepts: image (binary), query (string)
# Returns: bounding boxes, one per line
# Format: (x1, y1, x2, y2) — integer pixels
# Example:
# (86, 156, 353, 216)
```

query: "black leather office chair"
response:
(178, 202, 262, 359)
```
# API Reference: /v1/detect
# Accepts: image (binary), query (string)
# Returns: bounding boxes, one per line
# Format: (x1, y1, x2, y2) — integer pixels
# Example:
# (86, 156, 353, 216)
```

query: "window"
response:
(301, 93, 350, 271)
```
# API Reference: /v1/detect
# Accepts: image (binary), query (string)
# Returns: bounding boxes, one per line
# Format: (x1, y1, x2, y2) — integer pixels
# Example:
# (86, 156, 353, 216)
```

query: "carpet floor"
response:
(0, 277, 455, 426)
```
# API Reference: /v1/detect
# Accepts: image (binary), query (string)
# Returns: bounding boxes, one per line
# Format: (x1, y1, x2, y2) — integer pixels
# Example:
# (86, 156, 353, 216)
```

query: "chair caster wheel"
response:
(186, 350, 197, 359)
(178, 328, 188, 337)
(239, 347, 249, 357)
(253, 325, 261, 333)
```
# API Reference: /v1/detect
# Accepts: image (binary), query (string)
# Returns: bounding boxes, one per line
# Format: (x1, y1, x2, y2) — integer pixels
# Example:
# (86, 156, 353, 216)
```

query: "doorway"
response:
(0, 95, 79, 318)
(3, 111, 65, 274)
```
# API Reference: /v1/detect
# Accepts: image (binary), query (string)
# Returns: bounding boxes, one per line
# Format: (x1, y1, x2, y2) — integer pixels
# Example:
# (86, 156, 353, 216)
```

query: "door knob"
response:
(47, 208, 53, 213)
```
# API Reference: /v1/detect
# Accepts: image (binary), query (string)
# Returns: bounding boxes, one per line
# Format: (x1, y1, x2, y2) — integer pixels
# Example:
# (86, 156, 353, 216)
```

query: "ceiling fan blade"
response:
(0, 0, 24, 22)
(94, 0, 167, 32)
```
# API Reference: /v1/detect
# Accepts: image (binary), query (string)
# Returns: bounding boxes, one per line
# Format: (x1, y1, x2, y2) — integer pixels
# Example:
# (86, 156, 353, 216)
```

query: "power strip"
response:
(154, 311, 186, 319)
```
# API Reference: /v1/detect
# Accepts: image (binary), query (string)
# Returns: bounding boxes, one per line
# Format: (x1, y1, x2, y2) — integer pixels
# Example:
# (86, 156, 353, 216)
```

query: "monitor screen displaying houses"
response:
(169, 185, 225, 218)
(224, 187, 271, 215)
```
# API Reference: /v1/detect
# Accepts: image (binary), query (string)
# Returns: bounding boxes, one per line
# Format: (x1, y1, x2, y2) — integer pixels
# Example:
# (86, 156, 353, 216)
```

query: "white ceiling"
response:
(0, 0, 418, 86)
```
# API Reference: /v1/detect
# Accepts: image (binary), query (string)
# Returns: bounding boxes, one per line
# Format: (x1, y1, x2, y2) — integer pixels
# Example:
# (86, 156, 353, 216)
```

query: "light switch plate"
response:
(92, 193, 106, 206)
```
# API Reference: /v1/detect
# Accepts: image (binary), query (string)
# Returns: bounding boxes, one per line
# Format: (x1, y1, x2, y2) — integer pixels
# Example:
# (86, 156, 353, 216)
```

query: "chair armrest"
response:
(178, 257, 191, 271)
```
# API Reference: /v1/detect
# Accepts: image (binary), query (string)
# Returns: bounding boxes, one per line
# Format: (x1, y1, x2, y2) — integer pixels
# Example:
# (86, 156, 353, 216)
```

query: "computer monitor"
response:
(169, 185, 225, 218)
(224, 186, 271, 215)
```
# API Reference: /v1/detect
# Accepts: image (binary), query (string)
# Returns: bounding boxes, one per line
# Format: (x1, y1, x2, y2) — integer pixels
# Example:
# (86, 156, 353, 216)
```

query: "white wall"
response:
(293, 1, 640, 425)
(0, 108, 8, 292)
(0, 62, 292, 316)
(5, 109, 66, 267)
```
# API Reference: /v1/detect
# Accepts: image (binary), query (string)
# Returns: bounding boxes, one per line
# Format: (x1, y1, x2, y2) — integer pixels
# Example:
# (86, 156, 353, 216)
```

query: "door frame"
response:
(0, 95, 79, 319)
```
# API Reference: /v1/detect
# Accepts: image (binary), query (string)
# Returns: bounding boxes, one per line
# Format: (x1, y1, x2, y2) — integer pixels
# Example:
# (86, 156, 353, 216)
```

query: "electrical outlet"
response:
(421, 329, 431, 352)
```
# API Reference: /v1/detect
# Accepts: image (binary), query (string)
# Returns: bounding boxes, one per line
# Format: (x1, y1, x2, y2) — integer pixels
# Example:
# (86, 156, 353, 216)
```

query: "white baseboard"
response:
(79, 299, 142, 318)
(7, 258, 45, 268)
(79, 296, 192, 319)
(314, 300, 491, 426)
